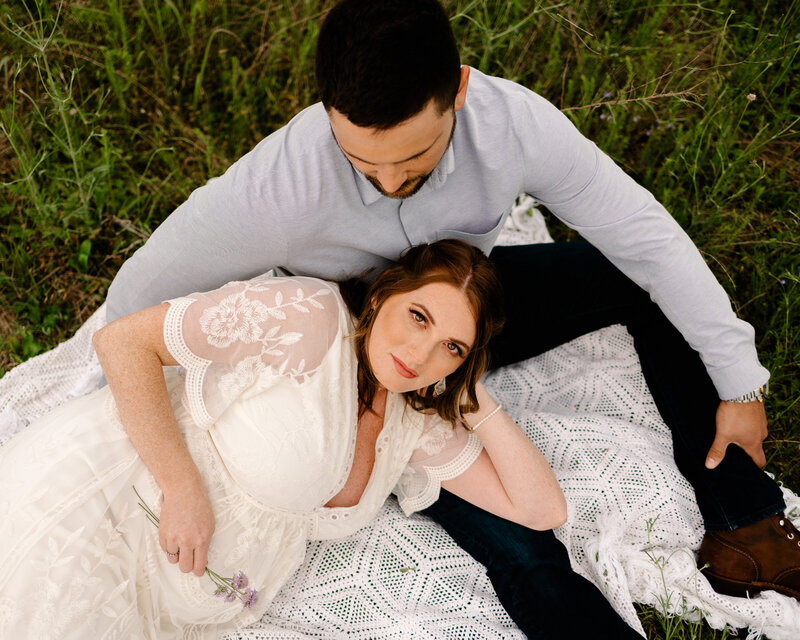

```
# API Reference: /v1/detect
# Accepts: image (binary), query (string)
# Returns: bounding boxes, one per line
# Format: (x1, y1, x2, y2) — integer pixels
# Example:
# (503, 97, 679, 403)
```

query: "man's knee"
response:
(424, 490, 572, 571)
(482, 525, 572, 572)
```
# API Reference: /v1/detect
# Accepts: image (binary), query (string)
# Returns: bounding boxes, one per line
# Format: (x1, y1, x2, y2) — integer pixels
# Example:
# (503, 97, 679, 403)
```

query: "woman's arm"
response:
(441, 382, 567, 530)
(93, 303, 214, 576)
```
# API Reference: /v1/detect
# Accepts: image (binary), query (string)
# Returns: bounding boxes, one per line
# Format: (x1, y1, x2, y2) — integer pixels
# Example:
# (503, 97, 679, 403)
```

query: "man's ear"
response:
(454, 66, 470, 112)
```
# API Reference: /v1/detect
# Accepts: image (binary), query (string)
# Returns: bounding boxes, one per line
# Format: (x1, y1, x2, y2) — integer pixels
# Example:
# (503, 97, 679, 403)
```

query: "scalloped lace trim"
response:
(163, 297, 214, 429)
(398, 432, 483, 514)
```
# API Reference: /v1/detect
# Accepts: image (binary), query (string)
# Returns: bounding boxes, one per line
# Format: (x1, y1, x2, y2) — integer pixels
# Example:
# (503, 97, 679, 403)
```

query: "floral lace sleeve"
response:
(393, 412, 483, 515)
(163, 274, 344, 429)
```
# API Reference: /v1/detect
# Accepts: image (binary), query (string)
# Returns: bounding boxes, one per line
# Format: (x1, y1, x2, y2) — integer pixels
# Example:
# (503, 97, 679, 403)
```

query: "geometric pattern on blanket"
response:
(1, 196, 799, 639)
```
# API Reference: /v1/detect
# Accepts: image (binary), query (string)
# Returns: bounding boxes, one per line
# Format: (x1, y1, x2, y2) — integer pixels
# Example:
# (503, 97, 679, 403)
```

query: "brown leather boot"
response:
(699, 513, 800, 600)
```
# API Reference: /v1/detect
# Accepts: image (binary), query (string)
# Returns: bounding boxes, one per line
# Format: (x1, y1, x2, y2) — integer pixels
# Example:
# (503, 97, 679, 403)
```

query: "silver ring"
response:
(166, 551, 179, 558)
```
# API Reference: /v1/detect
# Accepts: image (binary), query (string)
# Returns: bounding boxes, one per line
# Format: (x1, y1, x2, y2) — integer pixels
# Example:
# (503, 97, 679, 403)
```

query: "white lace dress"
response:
(0, 275, 482, 639)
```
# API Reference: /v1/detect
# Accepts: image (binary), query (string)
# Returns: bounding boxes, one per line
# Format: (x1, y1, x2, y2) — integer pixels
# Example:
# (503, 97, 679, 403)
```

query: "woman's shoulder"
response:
(176, 273, 349, 333)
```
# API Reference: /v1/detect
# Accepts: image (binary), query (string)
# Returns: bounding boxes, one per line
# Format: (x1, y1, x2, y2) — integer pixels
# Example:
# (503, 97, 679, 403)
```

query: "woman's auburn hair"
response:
(340, 240, 505, 426)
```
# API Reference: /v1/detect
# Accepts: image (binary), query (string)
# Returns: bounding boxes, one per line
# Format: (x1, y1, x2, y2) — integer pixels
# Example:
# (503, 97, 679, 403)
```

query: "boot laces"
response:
(778, 515, 800, 546)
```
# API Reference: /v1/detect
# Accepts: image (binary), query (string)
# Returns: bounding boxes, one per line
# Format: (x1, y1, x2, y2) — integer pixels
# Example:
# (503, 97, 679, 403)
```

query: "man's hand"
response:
(158, 482, 215, 577)
(705, 401, 768, 469)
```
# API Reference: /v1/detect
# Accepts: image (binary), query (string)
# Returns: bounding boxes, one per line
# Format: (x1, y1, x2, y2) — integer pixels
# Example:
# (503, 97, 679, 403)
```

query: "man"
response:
(107, 0, 799, 637)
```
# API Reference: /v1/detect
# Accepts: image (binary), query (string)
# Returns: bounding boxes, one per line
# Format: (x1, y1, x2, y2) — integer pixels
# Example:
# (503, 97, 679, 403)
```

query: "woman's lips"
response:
(392, 355, 418, 379)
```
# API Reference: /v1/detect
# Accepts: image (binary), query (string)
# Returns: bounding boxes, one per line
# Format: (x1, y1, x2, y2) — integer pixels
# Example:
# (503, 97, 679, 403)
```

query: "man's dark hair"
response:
(315, 0, 461, 129)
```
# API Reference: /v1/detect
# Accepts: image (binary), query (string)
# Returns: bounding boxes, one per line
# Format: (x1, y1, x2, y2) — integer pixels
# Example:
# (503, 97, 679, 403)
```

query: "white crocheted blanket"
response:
(2, 197, 799, 639)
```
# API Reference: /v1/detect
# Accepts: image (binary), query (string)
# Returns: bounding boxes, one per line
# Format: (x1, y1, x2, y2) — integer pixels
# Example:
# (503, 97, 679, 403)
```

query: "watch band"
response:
(725, 385, 766, 404)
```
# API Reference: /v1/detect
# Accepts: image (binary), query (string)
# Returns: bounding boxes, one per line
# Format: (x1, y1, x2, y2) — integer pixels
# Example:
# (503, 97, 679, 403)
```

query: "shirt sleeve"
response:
(163, 275, 342, 429)
(393, 413, 483, 516)
(106, 145, 289, 323)
(514, 90, 768, 399)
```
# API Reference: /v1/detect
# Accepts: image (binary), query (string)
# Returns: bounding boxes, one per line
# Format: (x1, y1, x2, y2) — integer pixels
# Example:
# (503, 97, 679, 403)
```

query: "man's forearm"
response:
(563, 193, 769, 399)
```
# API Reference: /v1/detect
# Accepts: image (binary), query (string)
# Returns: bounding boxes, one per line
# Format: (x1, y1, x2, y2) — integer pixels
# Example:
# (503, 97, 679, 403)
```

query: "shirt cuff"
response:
(706, 348, 770, 401)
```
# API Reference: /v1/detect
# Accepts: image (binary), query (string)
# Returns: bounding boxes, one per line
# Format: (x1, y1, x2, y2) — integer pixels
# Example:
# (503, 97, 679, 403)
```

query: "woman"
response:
(0, 240, 565, 639)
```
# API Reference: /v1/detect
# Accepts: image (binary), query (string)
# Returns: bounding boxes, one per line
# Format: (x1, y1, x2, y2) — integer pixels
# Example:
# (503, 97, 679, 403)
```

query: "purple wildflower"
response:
(780, 279, 786, 285)
(224, 589, 237, 603)
(242, 588, 259, 609)
(599, 113, 606, 119)
(214, 585, 228, 597)
(603, 91, 612, 98)
(232, 571, 249, 590)
(633, 115, 640, 122)
(645, 129, 652, 136)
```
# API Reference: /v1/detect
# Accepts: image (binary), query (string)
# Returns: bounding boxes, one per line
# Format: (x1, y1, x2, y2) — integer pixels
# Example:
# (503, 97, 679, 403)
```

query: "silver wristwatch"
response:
(725, 385, 767, 404)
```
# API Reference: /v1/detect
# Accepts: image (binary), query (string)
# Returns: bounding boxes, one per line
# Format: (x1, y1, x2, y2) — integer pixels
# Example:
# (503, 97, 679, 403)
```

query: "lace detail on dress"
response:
(417, 418, 455, 455)
(0, 597, 21, 631)
(394, 414, 483, 515)
(163, 275, 341, 429)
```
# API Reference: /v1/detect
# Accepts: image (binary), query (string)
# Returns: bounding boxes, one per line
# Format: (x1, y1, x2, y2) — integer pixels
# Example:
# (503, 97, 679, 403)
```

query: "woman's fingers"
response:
(193, 542, 208, 577)
(161, 537, 181, 564)
(162, 534, 210, 575)
(159, 531, 180, 564)
(174, 539, 210, 575)
(178, 546, 194, 573)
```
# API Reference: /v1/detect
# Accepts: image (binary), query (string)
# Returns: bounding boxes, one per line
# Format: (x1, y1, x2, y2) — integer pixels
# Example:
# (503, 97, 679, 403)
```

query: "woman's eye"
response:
(410, 309, 425, 324)
(446, 342, 463, 356)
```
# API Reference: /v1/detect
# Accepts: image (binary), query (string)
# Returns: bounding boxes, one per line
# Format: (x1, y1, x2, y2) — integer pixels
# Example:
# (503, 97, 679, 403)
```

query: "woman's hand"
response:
(159, 481, 215, 576)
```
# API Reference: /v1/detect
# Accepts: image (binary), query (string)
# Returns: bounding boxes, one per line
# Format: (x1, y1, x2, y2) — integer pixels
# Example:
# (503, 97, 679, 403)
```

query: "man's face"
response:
(328, 100, 456, 199)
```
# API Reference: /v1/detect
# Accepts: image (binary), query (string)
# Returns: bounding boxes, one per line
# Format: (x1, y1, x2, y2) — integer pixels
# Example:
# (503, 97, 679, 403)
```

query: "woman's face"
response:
(366, 282, 477, 393)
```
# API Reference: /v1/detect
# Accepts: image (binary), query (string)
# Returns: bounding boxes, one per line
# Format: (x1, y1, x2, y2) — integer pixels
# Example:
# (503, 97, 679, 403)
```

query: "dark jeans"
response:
(421, 242, 784, 639)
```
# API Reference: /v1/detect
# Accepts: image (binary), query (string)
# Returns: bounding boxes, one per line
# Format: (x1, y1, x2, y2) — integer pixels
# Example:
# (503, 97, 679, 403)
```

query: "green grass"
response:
(1, 1, 798, 637)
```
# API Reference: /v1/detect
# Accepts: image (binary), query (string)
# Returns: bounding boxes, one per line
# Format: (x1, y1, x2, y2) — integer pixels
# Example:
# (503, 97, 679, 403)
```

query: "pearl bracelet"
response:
(465, 404, 502, 433)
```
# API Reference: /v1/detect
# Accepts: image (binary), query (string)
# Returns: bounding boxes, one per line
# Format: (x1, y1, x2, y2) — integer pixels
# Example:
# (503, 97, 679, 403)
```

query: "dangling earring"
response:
(433, 377, 447, 397)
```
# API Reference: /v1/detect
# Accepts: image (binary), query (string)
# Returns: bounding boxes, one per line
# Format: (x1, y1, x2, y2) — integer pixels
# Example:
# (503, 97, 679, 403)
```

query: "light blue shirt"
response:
(107, 68, 768, 399)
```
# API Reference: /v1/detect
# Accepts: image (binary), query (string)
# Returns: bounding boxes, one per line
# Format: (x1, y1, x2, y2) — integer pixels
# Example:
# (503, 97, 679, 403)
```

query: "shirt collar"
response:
(354, 166, 383, 206)
(352, 139, 457, 206)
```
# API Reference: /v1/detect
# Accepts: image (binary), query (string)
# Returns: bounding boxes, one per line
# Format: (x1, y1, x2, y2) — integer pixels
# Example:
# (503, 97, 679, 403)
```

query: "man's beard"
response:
(366, 114, 457, 200)
(366, 172, 431, 199)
